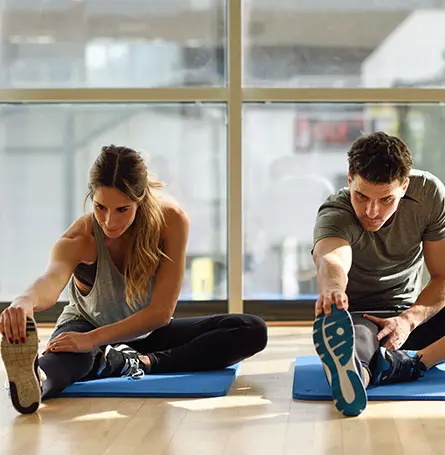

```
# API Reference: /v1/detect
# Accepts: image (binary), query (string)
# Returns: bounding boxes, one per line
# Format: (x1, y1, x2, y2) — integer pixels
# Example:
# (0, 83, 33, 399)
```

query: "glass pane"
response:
(0, 1, 225, 88)
(243, 102, 444, 299)
(0, 103, 227, 302)
(243, 2, 445, 88)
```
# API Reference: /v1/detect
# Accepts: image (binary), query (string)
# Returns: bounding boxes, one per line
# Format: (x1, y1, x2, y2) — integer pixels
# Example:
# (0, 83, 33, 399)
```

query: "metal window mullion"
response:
(243, 88, 445, 103)
(3, 88, 445, 104)
(0, 88, 229, 103)
(227, 0, 243, 314)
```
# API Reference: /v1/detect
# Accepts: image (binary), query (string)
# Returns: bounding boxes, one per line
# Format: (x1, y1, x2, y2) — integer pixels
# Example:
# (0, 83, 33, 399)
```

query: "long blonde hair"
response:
(86, 145, 166, 310)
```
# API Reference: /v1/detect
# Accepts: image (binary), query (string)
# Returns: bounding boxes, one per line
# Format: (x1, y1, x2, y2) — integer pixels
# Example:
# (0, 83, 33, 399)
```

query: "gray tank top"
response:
(56, 215, 154, 331)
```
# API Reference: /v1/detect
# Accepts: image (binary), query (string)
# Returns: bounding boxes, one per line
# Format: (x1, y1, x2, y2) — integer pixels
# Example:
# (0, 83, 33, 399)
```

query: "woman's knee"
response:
(225, 314, 268, 353)
(249, 315, 268, 351)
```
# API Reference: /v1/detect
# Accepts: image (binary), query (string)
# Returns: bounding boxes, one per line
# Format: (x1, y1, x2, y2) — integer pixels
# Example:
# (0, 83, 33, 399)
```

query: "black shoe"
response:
(371, 347, 426, 386)
(99, 344, 147, 379)
(1, 317, 41, 414)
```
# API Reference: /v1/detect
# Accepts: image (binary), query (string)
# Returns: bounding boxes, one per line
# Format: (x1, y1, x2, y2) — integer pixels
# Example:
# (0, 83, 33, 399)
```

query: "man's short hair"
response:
(348, 131, 413, 183)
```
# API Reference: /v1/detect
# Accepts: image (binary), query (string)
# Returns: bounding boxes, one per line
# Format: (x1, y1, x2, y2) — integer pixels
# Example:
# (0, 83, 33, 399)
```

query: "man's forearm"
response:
(401, 277, 445, 329)
(317, 256, 349, 294)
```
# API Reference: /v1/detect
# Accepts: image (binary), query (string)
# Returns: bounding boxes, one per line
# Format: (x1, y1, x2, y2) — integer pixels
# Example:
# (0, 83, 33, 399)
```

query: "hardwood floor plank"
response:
(0, 326, 444, 455)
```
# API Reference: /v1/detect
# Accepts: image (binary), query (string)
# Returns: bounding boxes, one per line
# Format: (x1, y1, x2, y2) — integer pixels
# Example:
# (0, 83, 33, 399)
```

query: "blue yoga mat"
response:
(59, 363, 241, 398)
(293, 356, 445, 401)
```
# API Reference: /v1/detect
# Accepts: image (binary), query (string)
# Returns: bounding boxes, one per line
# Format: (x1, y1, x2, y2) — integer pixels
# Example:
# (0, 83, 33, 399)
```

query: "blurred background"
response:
(1, 1, 445, 319)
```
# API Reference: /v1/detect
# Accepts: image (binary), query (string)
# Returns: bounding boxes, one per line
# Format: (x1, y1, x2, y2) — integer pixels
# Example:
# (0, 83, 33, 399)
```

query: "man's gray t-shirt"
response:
(313, 170, 445, 311)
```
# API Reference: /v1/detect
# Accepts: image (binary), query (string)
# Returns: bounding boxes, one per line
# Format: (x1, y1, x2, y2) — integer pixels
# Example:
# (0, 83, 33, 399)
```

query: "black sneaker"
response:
(1, 317, 41, 414)
(99, 344, 147, 379)
(371, 347, 426, 385)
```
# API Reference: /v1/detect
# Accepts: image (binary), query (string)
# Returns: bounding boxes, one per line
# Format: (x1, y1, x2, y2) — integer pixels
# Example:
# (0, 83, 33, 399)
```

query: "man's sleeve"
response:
(423, 175, 445, 241)
(313, 202, 361, 249)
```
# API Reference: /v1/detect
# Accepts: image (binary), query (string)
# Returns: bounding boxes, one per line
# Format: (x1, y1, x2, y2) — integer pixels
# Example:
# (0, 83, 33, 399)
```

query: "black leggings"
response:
(352, 307, 445, 371)
(38, 313, 268, 400)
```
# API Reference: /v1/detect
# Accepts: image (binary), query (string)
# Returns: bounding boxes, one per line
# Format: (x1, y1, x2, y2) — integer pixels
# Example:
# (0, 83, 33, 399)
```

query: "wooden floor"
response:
(2, 326, 445, 455)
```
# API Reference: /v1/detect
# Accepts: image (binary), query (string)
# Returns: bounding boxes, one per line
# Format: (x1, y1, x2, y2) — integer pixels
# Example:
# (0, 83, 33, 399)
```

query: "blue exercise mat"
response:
(59, 363, 241, 398)
(293, 356, 445, 401)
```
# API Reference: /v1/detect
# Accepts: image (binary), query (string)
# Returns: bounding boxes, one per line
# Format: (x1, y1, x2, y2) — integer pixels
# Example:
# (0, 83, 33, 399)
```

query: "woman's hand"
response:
(46, 331, 96, 353)
(0, 299, 34, 344)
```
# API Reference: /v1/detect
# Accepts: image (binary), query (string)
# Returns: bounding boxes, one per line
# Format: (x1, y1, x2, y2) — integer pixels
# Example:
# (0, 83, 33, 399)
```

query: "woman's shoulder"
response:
(62, 213, 94, 239)
(158, 200, 190, 238)
(60, 213, 97, 258)
(159, 199, 188, 221)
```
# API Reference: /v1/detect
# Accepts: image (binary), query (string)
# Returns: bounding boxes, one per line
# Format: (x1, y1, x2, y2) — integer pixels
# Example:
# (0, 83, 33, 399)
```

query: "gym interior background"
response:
(1, 0, 445, 322)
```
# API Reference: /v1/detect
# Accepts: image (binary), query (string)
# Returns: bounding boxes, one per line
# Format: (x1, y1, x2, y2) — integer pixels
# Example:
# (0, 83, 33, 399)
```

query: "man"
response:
(312, 131, 445, 417)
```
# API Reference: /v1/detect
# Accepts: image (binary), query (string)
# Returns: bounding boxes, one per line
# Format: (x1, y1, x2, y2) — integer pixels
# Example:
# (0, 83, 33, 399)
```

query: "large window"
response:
(0, 1, 225, 88)
(244, 1, 445, 88)
(0, 104, 227, 302)
(3, 1, 445, 320)
(243, 103, 444, 301)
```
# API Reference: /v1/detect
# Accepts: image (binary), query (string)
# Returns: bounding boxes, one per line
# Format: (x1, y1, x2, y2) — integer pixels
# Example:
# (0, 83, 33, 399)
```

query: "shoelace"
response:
(122, 356, 145, 379)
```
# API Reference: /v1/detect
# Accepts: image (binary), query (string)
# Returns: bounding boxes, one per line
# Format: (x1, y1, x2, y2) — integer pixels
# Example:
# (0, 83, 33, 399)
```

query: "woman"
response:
(0, 145, 268, 414)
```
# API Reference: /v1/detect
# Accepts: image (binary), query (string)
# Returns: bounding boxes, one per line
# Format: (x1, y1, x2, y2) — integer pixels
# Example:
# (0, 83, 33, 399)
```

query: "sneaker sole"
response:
(313, 306, 367, 417)
(1, 317, 41, 414)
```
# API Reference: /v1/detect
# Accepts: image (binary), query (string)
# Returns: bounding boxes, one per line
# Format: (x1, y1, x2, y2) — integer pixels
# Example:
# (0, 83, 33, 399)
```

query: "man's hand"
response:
(46, 332, 95, 353)
(315, 290, 349, 316)
(363, 314, 412, 350)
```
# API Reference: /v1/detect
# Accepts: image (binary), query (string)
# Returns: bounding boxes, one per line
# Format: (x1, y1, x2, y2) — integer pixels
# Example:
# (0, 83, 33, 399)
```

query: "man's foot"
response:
(313, 306, 367, 417)
(1, 317, 41, 414)
(98, 344, 148, 379)
(371, 347, 426, 385)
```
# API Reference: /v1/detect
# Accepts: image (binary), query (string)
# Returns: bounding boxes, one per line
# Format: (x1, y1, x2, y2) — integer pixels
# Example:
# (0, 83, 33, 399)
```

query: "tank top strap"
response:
(91, 214, 106, 248)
